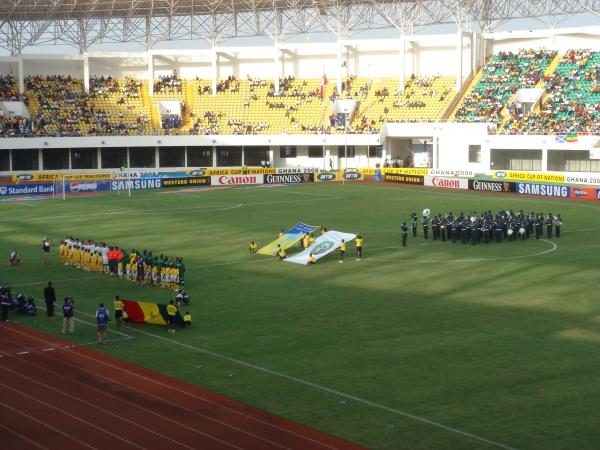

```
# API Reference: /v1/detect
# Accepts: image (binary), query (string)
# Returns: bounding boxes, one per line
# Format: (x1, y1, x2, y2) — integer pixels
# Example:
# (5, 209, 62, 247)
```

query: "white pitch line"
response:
(10, 276, 102, 288)
(17, 203, 243, 221)
(78, 336, 134, 346)
(33, 302, 131, 339)
(66, 308, 517, 450)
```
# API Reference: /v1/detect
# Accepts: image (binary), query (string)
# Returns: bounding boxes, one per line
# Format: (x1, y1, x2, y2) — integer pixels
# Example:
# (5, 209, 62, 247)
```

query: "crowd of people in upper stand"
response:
(18, 75, 149, 137)
(455, 49, 558, 124)
(1, 50, 599, 138)
(154, 74, 182, 94)
(503, 49, 600, 135)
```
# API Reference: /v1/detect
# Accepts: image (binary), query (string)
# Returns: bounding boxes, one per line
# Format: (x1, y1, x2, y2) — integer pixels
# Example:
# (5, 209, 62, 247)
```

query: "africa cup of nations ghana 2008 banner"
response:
(257, 223, 320, 255)
(121, 300, 184, 326)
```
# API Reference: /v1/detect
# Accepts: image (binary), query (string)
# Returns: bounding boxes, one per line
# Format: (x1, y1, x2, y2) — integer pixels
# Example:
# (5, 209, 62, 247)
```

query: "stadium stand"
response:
(24, 75, 150, 136)
(3, 50, 599, 137)
(453, 49, 558, 125)
(503, 49, 600, 135)
(348, 75, 456, 131)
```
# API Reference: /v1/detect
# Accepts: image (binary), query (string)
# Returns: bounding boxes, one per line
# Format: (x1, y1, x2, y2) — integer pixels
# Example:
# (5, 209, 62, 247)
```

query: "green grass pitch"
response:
(1, 183, 599, 450)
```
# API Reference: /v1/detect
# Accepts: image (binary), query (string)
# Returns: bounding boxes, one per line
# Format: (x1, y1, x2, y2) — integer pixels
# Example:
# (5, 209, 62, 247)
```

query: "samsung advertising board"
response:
(110, 179, 163, 191)
(516, 183, 570, 198)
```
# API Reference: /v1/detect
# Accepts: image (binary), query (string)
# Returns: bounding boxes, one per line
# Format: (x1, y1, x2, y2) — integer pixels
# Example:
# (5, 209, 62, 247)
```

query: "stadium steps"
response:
(141, 83, 159, 130)
(182, 81, 196, 128)
(446, 66, 484, 122)
(543, 54, 562, 79)
(496, 92, 517, 131)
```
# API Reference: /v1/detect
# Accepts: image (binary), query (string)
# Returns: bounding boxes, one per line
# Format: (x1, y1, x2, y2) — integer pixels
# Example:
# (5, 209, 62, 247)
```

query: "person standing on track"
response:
(61, 297, 75, 334)
(0, 288, 11, 322)
(44, 281, 56, 317)
(96, 302, 110, 344)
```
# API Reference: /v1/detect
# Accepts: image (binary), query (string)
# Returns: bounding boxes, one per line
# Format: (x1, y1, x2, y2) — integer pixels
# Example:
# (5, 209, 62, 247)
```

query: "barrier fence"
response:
(2, 167, 600, 202)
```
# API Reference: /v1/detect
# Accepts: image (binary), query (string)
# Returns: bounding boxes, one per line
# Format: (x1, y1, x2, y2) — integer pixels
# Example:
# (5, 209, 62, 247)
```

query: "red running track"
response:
(0, 323, 365, 450)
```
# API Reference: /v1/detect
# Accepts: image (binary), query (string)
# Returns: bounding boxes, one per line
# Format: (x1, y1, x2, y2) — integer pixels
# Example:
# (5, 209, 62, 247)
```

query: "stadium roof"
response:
(1, 0, 599, 53)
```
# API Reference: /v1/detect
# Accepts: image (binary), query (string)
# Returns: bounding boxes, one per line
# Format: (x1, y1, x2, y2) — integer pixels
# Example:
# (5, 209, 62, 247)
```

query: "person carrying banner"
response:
(166, 300, 178, 333)
(355, 235, 363, 260)
(276, 244, 286, 261)
(183, 311, 192, 328)
(113, 295, 124, 327)
(339, 240, 346, 262)
(249, 242, 258, 253)
(307, 253, 316, 267)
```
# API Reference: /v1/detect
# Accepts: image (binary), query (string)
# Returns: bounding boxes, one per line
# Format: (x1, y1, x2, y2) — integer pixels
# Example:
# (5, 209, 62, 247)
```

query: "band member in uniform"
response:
(431, 216, 439, 241)
(422, 215, 429, 239)
(410, 213, 417, 238)
(546, 214, 553, 238)
(401, 223, 408, 247)
(554, 214, 562, 237)
(450, 220, 458, 243)
(494, 221, 503, 243)
(535, 215, 542, 239)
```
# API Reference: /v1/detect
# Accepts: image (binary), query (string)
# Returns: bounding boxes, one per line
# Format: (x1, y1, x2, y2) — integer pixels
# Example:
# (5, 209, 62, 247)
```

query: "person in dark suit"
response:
(44, 281, 56, 317)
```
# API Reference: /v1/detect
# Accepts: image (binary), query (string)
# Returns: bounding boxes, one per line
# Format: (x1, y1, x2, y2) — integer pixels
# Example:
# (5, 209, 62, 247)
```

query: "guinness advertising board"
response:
(384, 173, 424, 185)
(468, 179, 516, 193)
(264, 173, 314, 184)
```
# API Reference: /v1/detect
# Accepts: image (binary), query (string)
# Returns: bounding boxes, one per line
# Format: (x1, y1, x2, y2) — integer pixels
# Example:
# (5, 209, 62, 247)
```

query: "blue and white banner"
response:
(62, 180, 111, 194)
(0, 183, 54, 196)
(516, 183, 570, 198)
(285, 230, 356, 265)
(258, 222, 320, 255)
(110, 179, 163, 191)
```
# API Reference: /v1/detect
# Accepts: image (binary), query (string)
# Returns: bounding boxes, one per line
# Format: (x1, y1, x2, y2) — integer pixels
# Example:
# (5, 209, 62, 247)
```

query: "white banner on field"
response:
(285, 230, 356, 265)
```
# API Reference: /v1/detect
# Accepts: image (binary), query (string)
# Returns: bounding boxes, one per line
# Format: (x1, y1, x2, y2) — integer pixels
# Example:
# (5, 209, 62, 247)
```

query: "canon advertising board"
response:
(211, 175, 264, 186)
